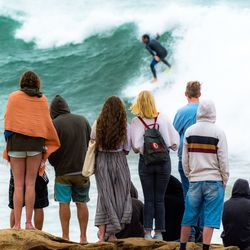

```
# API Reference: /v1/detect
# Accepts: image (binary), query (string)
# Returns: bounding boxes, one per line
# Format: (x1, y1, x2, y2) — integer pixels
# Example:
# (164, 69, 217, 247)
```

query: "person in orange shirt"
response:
(4, 71, 60, 230)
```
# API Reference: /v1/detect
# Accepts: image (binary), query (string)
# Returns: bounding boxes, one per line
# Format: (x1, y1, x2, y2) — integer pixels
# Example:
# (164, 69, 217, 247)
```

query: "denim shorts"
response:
(8, 151, 41, 158)
(55, 175, 90, 203)
(182, 181, 224, 229)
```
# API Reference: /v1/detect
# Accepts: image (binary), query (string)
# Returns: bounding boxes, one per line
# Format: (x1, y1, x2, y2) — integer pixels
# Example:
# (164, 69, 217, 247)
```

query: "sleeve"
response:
(217, 131, 229, 185)
(123, 124, 131, 152)
(146, 45, 155, 56)
(48, 121, 60, 166)
(161, 115, 180, 151)
(130, 118, 143, 154)
(182, 132, 190, 177)
(90, 121, 97, 140)
(173, 110, 184, 136)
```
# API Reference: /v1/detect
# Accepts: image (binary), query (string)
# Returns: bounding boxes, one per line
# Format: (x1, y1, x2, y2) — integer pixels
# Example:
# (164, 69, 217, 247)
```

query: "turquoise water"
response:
(0, 0, 250, 243)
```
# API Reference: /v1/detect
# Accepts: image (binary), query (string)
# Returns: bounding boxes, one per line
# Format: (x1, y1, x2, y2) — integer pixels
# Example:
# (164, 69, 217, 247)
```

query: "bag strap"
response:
(138, 115, 159, 129)
(138, 116, 150, 129)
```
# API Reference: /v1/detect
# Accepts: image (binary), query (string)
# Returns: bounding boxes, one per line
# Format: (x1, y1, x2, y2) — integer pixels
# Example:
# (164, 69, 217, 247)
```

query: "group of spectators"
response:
(3, 71, 250, 250)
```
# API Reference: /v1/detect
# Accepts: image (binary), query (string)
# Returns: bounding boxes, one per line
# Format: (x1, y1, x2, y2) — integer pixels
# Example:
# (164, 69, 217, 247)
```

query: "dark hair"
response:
(142, 34, 150, 40)
(186, 81, 201, 98)
(96, 96, 127, 151)
(20, 71, 41, 90)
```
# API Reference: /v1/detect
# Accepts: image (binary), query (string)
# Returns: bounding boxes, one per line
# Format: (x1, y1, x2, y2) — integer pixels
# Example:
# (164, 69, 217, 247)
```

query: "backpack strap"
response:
(153, 115, 158, 129)
(138, 116, 150, 129)
(138, 115, 159, 129)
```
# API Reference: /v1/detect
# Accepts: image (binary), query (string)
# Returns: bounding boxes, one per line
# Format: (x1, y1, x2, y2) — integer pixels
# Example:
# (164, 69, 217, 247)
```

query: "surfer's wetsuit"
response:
(145, 36, 171, 79)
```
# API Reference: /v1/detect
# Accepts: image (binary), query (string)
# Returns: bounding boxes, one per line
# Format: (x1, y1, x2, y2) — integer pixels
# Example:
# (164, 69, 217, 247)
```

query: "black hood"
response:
(50, 95, 70, 119)
(166, 175, 183, 196)
(232, 179, 250, 198)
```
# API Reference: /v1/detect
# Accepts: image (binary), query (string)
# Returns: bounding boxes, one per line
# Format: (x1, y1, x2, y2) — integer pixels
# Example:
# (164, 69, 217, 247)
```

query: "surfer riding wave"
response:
(142, 34, 171, 83)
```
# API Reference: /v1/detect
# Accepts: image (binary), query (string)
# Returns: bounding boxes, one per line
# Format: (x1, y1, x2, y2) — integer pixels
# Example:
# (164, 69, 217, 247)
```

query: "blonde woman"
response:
(130, 90, 179, 240)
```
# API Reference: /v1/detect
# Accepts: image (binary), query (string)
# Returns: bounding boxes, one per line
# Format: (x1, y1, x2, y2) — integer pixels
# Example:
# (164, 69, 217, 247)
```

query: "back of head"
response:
(20, 71, 41, 90)
(130, 90, 158, 119)
(96, 96, 127, 150)
(185, 81, 201, 99)
(232, 179, 250, 198)
(196, 99, 216, 123)
(165, 175, 183, 197)
(142, 34, 150, 43)
(50, 95, 70, 119)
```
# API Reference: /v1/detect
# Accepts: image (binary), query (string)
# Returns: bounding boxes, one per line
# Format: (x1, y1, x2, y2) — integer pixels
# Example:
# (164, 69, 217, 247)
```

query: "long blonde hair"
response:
(130, 90, 158, 118)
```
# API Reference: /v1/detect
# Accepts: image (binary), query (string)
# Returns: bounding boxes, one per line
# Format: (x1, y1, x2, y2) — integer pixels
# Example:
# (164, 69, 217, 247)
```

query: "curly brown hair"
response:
(20, 71, 41, 89)
(96, 96, 127, 150)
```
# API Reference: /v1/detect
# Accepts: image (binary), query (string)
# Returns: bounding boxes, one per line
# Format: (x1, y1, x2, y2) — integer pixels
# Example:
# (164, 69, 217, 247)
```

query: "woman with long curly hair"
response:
(91, 96, 132, 242)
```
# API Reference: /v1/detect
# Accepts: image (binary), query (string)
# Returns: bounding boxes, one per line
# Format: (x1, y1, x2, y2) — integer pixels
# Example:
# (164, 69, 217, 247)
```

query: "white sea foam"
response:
(1, 0, 249, 158)
(122, 4, 250, 162)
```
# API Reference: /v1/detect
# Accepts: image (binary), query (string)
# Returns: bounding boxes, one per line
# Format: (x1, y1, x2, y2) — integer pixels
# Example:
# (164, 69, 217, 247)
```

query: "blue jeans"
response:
(178, 160, 189, 199)
(139, 155, 171, 232)
(182, 181, 224, 229)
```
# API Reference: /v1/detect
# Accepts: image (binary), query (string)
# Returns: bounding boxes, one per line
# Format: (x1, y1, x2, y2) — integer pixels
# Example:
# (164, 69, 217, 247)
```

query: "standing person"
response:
(92, 96, 132, 242)
(222, 179, 250, 250)
(180, 100, 229, 250)
(9, 171, 49, 230)
(173, 81, 201, 198)
(130, 90, 179, 240)
(3, 71, 60, 230)
(142, 34, 171, 83)
(48, 95, 91, 243)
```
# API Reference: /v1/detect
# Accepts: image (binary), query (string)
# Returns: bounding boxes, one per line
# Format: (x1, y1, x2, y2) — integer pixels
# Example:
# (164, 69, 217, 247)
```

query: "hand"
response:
(154, 55, 160, 62)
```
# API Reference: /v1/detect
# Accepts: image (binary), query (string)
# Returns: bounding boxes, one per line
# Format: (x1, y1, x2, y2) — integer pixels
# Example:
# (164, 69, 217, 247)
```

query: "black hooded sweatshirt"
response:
(222, 179, 250, 250)
(48, 95, 91, 176)
(116, 182, 144, 239)
(162, 175, 185, 241)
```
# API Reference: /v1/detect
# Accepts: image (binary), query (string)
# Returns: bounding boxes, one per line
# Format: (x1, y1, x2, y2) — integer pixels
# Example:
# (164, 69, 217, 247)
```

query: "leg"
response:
(180, 182, 203, 246)
(139, 156, 154, 237)
(34, 208, 44, 230)
(203, 227, 214, 245)
(59, 203, 71, 240)
(10, 157, 26, 229)
(98, 224, 106, 242)
(180, 226, 192, 243)
(154, 161, 171, 234)
(10, 209, 15, 228)
(161, 58, 171, 68)
(150, 59, 158, 80)
(25, 153, 42, 229)
(76, 203, 89, 243)
(202, 181, 225, 246)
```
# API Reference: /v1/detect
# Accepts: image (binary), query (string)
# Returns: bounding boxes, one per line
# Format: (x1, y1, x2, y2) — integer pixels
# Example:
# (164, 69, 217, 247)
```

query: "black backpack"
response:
(138, 116, 169, 166)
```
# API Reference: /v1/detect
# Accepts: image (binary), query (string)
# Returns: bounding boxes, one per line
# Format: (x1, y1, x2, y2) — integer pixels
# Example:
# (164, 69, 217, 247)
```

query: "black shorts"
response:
(9, 173, 49, 209)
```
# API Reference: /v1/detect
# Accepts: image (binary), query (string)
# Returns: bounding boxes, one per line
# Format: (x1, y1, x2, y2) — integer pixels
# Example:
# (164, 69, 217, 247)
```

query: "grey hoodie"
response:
(182, 100, 229, 184)
(49, 95, 91, 176)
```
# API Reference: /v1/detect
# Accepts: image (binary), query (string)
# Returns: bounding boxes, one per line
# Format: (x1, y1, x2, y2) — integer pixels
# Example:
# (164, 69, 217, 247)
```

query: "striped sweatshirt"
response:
(182, 100, 229, 185)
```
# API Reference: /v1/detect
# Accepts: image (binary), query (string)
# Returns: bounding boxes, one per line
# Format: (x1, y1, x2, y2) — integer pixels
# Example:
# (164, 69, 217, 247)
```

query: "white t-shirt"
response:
(130, 113, 180, 154)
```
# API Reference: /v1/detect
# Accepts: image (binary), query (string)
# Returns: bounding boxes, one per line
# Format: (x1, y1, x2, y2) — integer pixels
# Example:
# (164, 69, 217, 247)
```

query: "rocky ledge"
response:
(0, 229, 239, 250)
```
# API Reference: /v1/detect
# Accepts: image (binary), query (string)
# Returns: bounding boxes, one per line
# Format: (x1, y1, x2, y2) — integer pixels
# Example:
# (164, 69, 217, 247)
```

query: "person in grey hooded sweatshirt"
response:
(180, 100, 229, 250)
(222, 179, 250, 250)
(49, 95, 91, 243)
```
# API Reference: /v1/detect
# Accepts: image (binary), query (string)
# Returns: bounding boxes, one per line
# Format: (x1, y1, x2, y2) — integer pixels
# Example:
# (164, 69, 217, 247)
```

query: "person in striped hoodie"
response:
(180, 100, 229, 250)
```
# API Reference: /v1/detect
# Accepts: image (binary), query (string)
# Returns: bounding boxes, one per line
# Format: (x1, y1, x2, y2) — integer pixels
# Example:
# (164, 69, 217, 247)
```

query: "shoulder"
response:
(8, 90, 23, 99)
